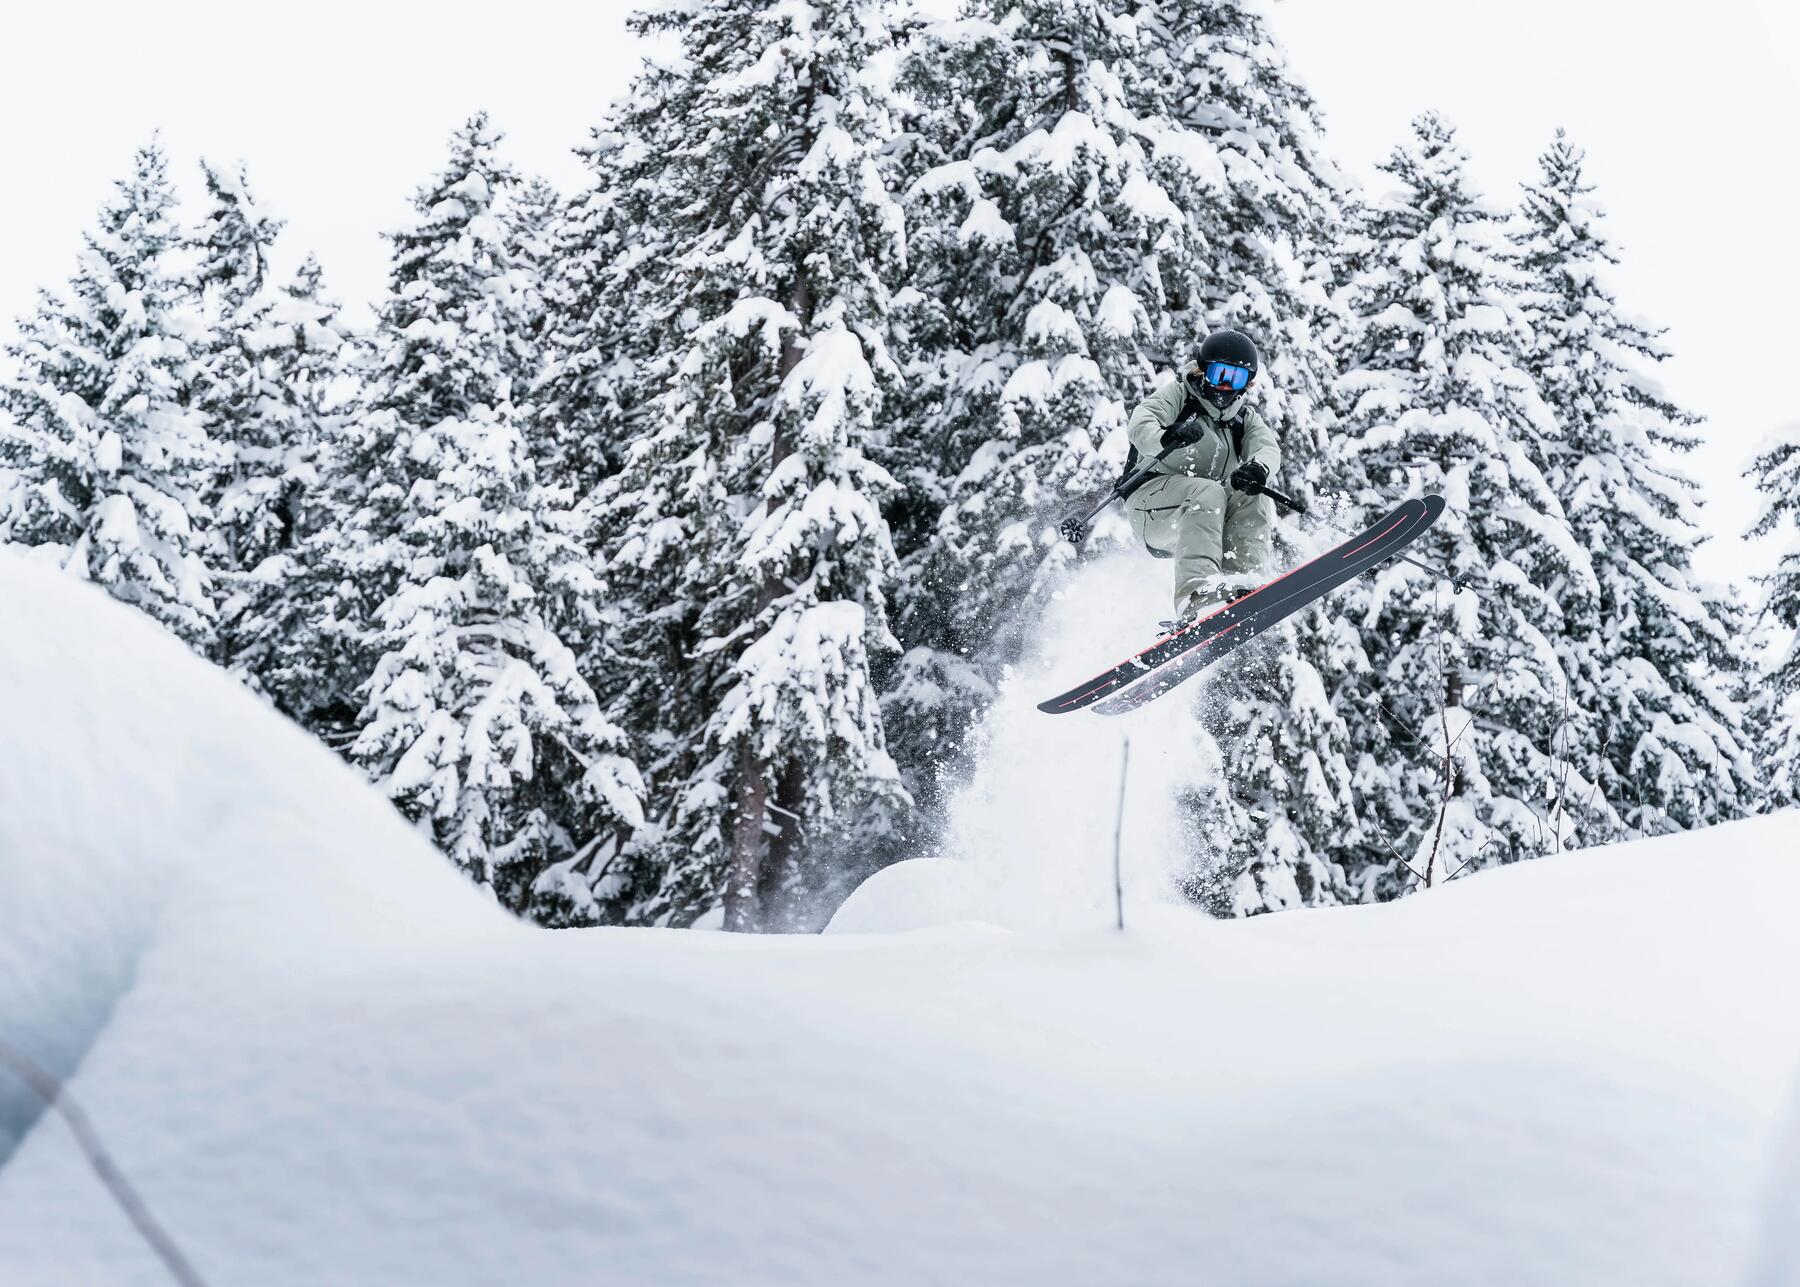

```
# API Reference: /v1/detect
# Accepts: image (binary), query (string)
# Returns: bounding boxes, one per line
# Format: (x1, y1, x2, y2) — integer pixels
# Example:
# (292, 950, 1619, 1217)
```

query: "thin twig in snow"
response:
(1421, 585, 1453, 889)
(1551, 680, 1574, 855)
(1112, 736, 1130, 932)
(0, 1037, 208, 1287)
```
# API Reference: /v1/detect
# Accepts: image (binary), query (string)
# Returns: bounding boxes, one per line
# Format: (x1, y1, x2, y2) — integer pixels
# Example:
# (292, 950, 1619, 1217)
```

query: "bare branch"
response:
(1421, 584, 1453, 889)
(1372, 828, 1426, 887)
(1551, 679, 1574, 855)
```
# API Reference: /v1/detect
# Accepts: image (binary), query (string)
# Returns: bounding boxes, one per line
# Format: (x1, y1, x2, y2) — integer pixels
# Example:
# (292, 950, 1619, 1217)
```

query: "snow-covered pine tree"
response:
(0, 139, 220, 647)
(501, 176, 561, 400)
(1333, 113, 1589, 892)
(181, 160, 363, 732)
(210, 251, 358, 706)
(1179, 636, 1360, 914)
(189, 164, 348, 647)
(334, 114, 643, 913)
(1513, 130, 1756, 835)
(527, 159, 617, 491)
(595, 0, 908, 931)
(528, 123, 659, 495)
(1748, 419, 1800, 809)
(348, 415, 647, 916)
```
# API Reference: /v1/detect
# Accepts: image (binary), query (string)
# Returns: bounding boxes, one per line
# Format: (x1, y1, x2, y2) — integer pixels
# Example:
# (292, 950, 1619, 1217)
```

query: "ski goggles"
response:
(1203, 361, 1252, 391)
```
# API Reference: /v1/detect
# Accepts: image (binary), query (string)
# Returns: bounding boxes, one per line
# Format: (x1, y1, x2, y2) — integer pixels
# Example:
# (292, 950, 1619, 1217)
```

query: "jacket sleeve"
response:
(1240, 408, 1281, 479)
(1126, 379, 1189, 461)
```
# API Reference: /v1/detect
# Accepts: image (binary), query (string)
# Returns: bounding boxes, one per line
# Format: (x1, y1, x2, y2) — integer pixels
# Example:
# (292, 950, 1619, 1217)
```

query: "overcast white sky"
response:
(2, 0, 1794, 580)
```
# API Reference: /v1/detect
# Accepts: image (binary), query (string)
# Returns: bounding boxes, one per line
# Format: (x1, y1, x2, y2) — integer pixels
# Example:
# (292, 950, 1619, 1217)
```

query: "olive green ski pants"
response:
(1124, 474, 1275, 613)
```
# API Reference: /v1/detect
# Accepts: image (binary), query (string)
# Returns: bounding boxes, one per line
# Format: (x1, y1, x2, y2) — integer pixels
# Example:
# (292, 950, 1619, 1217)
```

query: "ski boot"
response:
(1158, 576, 1237, 637)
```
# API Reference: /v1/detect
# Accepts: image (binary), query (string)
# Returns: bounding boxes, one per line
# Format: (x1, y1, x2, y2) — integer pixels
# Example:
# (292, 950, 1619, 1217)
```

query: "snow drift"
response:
(3, 552, 1800, 1287)
(0, 555, 507, 1163)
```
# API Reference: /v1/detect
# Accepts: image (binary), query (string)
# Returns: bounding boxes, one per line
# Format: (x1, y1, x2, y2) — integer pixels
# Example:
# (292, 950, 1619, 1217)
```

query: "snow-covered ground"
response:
(3, 552, 1800, 1286)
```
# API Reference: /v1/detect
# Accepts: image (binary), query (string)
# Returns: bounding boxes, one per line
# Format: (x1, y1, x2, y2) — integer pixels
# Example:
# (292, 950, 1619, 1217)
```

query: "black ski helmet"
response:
(1188, 329, 1260, 410)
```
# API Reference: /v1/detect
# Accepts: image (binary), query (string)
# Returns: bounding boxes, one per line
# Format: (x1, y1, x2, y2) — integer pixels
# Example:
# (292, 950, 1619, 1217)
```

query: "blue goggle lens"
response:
(1205, 362, 1251, 391)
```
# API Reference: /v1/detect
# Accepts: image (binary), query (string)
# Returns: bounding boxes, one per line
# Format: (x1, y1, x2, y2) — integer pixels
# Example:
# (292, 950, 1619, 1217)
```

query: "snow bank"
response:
(0, 552, 503, 1162)
(1756, 1086, 1800, 1286)
(3, 551, 1800, 1286)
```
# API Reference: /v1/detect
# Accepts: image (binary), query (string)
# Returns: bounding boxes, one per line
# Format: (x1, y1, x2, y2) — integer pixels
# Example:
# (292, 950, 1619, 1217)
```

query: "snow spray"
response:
(937, 552, 1209, 930)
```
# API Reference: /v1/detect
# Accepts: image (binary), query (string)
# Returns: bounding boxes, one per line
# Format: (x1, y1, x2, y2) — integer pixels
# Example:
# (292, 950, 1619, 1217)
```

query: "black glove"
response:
(1160, 415, 1205, 448)
(1230, 459, 1268, 494)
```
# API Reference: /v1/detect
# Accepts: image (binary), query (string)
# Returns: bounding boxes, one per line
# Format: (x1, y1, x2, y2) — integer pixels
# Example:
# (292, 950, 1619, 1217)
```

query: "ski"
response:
(1038, 494, 1445, 716)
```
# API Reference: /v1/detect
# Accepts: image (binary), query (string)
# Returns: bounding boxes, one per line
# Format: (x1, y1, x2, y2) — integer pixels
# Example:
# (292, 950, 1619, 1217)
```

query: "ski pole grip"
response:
(1113, 440, 1184, 506)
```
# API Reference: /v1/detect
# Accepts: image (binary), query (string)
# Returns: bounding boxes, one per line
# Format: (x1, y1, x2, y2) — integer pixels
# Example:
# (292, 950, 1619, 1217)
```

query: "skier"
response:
(1123, 329, 1279, 620)
(1045, 329, 1453, 715)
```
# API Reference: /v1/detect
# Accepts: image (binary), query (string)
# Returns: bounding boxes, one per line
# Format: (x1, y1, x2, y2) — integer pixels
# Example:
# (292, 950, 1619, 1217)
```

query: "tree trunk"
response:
(1445, 667, 1466, 797)
(778, 275, 811, 385)
(757, 760, 807, 931)
(724, 737, 767, 932)
(727, 264, 813, 933)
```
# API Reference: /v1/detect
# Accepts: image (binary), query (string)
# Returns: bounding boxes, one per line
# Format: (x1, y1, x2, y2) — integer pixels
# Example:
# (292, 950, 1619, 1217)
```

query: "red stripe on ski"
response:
(1336, 513, 1409, 562)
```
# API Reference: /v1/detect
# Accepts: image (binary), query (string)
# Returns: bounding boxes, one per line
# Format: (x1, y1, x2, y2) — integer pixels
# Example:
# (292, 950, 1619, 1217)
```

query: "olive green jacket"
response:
(1125, 378, 1280, 485)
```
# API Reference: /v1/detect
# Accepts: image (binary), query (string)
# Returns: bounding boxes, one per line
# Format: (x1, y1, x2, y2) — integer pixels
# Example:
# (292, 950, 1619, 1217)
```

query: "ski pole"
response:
(1056, 440, 1186, 545)
(1261, 484, 1473, 594)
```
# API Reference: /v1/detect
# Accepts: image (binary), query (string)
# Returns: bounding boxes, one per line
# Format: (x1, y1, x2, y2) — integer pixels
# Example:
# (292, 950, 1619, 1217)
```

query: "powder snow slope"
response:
(3, 552, 1800, 1287)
